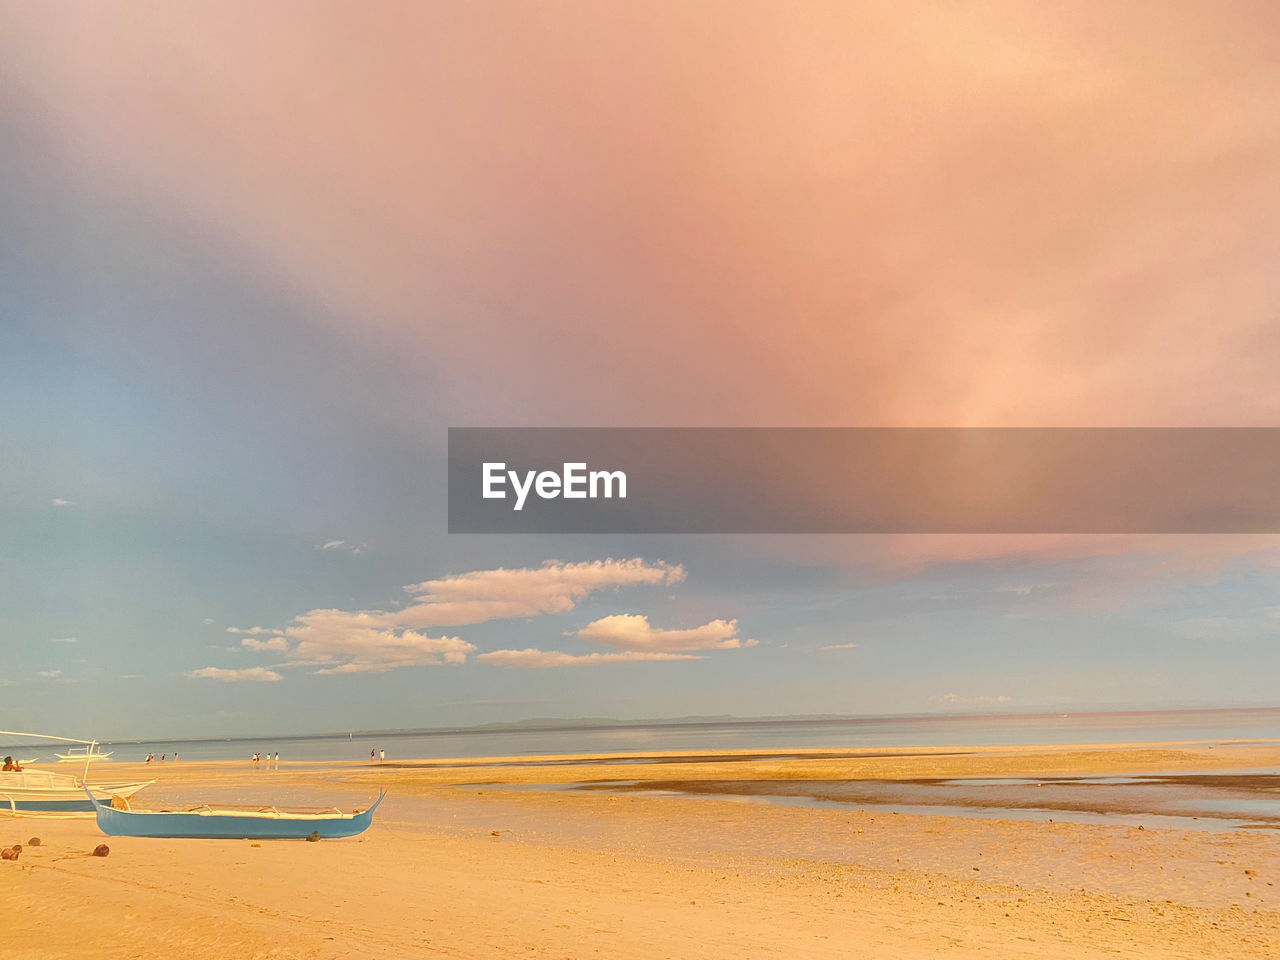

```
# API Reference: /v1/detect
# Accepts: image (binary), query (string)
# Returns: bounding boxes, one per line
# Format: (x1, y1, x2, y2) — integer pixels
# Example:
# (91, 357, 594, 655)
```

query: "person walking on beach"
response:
(370, 749, 376, 764)
(380, 749, 386, 763)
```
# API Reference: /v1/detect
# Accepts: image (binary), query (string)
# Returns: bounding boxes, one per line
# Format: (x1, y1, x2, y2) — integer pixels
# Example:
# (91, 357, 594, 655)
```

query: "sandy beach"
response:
(3, 743, 1278, 959)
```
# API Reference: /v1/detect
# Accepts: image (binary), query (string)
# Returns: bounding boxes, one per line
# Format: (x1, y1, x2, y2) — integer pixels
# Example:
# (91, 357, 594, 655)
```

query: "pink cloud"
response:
(11, 7, 1280, 580)
(8, 4, 1280, 432)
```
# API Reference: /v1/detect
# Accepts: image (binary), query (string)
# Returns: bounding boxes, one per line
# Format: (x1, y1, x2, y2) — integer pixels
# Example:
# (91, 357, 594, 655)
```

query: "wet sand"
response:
(3, 742, 1278, 958)
(577, 772, 1280, 827)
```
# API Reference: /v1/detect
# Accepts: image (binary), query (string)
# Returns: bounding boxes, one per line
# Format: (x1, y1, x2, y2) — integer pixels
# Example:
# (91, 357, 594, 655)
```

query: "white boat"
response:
(0, 768, 153, 814)
(54, 745, 113, 762)
(0, 730, 146, 815)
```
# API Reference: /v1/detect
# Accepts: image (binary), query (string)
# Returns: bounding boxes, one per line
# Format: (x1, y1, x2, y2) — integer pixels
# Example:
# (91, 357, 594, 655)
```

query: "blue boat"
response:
(86, 787, 385, 839)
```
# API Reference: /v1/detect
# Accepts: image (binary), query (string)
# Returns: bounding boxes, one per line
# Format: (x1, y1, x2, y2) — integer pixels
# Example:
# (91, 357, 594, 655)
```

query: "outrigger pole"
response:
(0, 730, 101, 781)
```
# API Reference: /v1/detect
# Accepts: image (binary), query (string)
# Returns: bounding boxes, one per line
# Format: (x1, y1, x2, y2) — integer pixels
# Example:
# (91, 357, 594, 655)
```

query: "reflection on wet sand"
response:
(378, 749, 970, 770)
(567, 770, 1280, 830)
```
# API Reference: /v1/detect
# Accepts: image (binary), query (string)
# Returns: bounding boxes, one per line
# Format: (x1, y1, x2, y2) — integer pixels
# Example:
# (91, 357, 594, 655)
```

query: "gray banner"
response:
(448, 428, 1280, 534)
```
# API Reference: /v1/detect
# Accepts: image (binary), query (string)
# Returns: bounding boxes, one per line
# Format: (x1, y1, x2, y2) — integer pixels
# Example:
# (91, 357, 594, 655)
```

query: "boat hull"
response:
(86, 790, 385, 839)
(0, 772, 153, 813)
(5, 796, 98, 812)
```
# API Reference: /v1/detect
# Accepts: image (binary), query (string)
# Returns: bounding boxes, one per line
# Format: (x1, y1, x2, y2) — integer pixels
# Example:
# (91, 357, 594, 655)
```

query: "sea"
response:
(9, 707, 1280, 765)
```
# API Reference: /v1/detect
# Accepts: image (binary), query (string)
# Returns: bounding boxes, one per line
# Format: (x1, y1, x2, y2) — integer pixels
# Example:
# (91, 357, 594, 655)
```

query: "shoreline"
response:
(4, 742, 1278, 958)
(37, 735, 1280, 769)
(41, 741, 1280, 827)
(67, 703, 1280, 747)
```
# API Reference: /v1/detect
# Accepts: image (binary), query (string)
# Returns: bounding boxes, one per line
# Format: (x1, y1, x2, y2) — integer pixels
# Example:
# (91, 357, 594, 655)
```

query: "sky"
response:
(2, 2, 1280, 740)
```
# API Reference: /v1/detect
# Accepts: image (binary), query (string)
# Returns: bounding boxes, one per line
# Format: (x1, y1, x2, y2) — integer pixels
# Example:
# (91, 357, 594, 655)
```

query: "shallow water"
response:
(11, 706, 1279, 764)
(474, 768, 1280, 832)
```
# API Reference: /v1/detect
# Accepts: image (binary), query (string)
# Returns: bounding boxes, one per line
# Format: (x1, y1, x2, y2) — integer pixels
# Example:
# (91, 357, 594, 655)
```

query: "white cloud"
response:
(224, 618, 468, 670)
(396, 558, 685, 628)
(475, 648, 704, 668)
(577, 614, 754, 652)
(319, 540, 368, 554)
(208, 559, 702, 677)
(240, 635, 288, 652)
(186, 666, 283, 682)
(203, 618, 215, 625)
(120, 674, 143, 680)
(819, 642, 859, 651)
(50, 498, 74, 507)
(287, 623, 473, 674)
(50, 636, 78, 644)
(36, 669, 62, 679)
